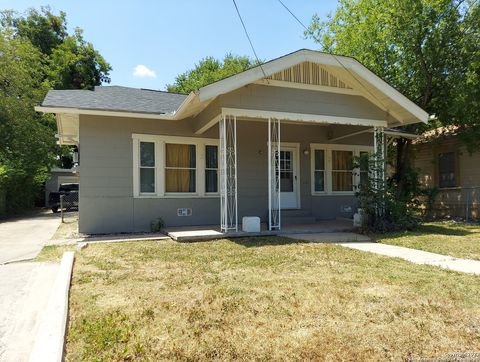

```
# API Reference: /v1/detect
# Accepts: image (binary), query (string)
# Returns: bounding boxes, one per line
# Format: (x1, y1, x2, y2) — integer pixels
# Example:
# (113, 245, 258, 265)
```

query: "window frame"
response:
(310, 143, 373, 196)
(204, 144, 219, 194)
(132, 134, 219, 198)
(437, 150, 458, 189)
(139, 141, 156, 195)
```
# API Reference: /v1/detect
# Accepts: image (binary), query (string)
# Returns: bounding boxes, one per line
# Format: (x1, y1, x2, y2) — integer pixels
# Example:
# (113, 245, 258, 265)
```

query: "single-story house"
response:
(414, 125, 480, 220)
(36, 49, 429, 234)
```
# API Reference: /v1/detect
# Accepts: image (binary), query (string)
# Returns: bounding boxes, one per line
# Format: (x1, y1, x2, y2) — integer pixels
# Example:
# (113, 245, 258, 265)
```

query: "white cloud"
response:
(133, 64, 156, 78)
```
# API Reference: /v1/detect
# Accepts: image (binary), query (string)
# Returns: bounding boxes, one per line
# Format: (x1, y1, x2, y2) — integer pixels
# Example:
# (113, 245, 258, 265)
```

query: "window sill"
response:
(134, 194, 220, 199)
(312, 192, 355, 196)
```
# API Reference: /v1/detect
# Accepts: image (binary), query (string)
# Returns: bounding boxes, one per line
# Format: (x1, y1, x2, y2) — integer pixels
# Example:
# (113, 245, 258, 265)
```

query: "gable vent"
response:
(266, 62, 352, 89)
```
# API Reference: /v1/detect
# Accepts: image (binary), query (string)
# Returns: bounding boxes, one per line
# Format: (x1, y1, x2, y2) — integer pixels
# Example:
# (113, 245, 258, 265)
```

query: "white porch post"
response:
(373, 126, 385, 216)
(268, 117, 281, 230)
(219, 114, 238, 232)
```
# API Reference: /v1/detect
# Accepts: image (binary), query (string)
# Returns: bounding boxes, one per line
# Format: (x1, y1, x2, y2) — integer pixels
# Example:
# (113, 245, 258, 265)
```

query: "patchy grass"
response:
(51, 213, 79, 240)
(66, 237, 480, 361)
(35, 244, 76, 262)
(375, 222, 480, 260)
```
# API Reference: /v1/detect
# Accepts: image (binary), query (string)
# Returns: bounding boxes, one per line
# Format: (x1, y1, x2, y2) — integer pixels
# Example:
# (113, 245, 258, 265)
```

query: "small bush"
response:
(355, 153, 421, 233)
(150, 217, 165, 233)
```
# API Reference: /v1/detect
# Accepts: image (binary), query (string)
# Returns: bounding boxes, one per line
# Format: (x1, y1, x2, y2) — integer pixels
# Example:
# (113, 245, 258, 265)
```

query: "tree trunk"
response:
(395, 138, 412, 199)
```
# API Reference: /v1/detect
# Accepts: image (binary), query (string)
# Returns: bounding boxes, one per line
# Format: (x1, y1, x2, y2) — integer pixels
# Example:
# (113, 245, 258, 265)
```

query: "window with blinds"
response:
(165, 143, 196, 193)
(332, 150, 353, 192)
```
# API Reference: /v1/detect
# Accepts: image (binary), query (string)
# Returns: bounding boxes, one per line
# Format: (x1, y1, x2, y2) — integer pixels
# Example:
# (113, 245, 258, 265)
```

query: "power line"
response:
(232, 0, 267, 78)
(276, 0, 391, 117)
(276, 0, 321, 42)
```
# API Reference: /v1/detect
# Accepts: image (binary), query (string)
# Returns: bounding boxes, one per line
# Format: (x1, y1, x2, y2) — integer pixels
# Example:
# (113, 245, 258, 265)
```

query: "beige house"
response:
(414, 126, 480, 220)
(36, 49, 428, 234)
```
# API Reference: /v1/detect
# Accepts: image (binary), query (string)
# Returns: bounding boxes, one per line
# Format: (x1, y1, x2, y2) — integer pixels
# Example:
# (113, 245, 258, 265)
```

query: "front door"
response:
(278, 146, 299, 209)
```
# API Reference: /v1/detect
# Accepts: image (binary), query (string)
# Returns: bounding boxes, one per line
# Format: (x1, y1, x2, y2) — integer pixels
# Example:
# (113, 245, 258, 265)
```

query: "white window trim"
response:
(132, 134, 219, 198)
(310, 143, 373, 196)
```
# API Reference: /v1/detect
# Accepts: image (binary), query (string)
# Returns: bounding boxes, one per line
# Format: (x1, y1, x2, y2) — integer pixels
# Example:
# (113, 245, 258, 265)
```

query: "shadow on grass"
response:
(229, 236, 310, 248)
(373, 223, 476, 241)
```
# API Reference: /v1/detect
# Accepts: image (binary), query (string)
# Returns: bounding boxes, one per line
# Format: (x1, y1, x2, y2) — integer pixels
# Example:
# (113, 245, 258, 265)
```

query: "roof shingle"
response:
(42, 86, 187, 114)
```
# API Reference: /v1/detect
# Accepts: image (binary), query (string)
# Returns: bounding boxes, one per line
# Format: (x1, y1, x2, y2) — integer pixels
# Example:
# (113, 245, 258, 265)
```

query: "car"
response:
(48, 183, 79, 213)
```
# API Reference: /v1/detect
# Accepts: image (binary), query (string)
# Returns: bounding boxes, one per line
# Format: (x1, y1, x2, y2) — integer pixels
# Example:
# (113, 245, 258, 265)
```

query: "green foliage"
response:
(307, 0, 480, 147)
(355, 153, 421, 233)
(48, 28, 111, 89)
(151, 217, 165, 233)
(166, 53, 256, 94)
(0, 7, 111, 214)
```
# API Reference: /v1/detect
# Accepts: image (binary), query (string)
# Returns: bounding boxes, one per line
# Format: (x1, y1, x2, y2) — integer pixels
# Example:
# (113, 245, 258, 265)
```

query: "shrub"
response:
(150, 217, 165, 233)
(355, 153, 421, 233)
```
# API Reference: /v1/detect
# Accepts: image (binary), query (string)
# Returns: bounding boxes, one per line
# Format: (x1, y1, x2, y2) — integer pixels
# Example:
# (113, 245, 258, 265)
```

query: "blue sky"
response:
(3, 1, 338, 90)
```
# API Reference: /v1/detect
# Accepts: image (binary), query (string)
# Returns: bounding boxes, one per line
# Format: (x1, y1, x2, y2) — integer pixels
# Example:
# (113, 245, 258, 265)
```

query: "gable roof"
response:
(183, 49, 429, 125)
(42, 86, 187, 115)
(36, 49, 430, 133)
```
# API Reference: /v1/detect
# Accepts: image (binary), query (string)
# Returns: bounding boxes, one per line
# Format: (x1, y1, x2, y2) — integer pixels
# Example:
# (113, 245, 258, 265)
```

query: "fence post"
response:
(60, 194, 64, 223)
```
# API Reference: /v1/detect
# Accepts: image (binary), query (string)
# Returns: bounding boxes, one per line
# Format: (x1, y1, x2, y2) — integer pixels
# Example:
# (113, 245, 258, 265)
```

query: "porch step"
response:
(282, 216, 317, 225)
(281, 209, 312, 217)
(281, 212, 317, 225)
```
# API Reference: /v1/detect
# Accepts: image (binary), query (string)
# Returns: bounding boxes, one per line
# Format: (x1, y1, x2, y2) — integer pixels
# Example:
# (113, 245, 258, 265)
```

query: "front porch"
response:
(165, 218, 357, 241)
(213, 108, 390, 234)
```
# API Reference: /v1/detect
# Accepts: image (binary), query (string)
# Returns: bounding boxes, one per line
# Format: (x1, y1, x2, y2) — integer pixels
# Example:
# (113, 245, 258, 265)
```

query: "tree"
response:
(166, 54, 256, 94)
(1, 7, 111, 89)
(0, 7, 111, 214)
(0, 29, 55, 213)
(306, 0, 480, 197)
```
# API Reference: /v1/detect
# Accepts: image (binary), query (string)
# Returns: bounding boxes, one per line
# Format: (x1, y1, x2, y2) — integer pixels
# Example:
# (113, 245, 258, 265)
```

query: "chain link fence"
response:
(428, 187, 480, 221)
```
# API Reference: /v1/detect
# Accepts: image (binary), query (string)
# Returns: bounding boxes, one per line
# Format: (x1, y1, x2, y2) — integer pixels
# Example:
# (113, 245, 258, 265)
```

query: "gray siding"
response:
(193, 84, 393, 131)
(78, 85, 379, 234)
(79, 114, 372, 234)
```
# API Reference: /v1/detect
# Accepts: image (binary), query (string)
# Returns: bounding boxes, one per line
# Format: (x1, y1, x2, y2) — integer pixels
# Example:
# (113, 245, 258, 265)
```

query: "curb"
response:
(28, 251, 75, 362)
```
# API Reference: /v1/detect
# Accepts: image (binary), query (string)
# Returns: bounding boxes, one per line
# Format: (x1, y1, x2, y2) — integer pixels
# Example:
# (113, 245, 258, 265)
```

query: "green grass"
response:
(66, 237, 480, 361)
(375, 222, 480, 260)
(34, 244, 76, 262)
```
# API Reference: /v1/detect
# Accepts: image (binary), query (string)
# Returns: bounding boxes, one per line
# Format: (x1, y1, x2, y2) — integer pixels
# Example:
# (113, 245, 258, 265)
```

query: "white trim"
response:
(197, 50, 428, 124)
(342, 57, 429, 123)
(254, 79, 361, 96)
(280, 143, 301, 209)
(195, 114, 222, 134)
(222, 107, 388, 127)
(132, 134, 219, 198)
(329, 128, 419, 142)
(310, 143, 373, 196)
(36, 106, 175, 120)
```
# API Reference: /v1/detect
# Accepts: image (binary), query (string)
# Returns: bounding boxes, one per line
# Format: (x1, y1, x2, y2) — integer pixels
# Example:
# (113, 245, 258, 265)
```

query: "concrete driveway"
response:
(0, 211, 61, 264)
(0, 261, 59, 362)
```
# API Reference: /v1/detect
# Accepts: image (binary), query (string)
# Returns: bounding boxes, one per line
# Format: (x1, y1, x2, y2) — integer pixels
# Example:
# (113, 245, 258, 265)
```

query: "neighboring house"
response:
(44, 167, 79, 207)
(36, 49, 428, 234)
(414, 126, 480, 220)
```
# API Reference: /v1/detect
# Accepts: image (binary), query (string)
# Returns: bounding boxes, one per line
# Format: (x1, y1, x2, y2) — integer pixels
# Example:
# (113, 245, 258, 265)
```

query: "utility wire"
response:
(232, 0, 267, 78)
(276, 0, 391, 116)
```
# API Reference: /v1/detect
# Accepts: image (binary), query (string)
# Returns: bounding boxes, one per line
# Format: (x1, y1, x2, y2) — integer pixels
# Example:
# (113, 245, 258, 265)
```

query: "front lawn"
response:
(375, 222, 480, 261)
(64, 237, 480, 361)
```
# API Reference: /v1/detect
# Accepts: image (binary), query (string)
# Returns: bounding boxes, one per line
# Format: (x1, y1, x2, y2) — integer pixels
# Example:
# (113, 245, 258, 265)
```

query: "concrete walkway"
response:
(339, 242, 480, 275)
(284, 233, 480, 275)
(0, 211, 61, 264)
(0, 262, 60, 361)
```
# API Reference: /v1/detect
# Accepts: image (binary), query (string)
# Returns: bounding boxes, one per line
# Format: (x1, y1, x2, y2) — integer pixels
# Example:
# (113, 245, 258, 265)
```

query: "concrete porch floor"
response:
(165, 219, 357, 241)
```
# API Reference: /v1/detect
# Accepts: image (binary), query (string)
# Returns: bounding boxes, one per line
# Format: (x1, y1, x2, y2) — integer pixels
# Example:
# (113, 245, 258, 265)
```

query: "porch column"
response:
(219, 115, 238, 232)
(268, 117, 281, 230)
(373, 126, 385, 216)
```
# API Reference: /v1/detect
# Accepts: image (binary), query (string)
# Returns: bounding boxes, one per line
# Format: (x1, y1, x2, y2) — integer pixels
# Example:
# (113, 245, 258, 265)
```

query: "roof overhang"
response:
(221, 107, 388, 127)
(196, 50, 430, 125)
(35, 106, 175, 120)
